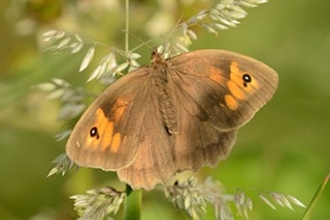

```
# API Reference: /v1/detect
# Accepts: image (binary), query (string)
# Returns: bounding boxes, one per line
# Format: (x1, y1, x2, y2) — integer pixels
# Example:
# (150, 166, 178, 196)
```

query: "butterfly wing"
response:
(173, 102, 238, 171)
(168, 49, 278, 170)
(170, 49, 278, 131)
(66, 67, 152, 171)
(67, 66, 176, 190)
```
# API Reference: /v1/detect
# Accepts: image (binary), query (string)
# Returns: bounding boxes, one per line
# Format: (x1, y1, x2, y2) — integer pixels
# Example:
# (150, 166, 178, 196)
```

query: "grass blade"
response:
(301, 174, 330, 220)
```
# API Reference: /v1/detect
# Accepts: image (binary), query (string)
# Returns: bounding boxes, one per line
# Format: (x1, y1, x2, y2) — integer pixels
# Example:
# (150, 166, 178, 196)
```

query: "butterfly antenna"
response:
(122, 14, 184, 57)
(164, 15, 183, 41)
(122, 29, 157, 52)
(158, 14, 185, 56)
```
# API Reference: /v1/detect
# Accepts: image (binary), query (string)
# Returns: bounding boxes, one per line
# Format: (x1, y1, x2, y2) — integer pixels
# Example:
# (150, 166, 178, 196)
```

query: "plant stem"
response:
(123, 184, 141, 220)
(125, 0, 129, 52)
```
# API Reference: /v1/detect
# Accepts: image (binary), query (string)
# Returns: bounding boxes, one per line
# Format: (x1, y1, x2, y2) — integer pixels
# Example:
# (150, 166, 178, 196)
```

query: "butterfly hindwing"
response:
(172, 95, 238, 171)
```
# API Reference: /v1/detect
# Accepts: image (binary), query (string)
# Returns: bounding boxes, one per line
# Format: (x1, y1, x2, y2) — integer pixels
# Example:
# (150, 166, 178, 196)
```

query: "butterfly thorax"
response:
(151, 52, 178, 135)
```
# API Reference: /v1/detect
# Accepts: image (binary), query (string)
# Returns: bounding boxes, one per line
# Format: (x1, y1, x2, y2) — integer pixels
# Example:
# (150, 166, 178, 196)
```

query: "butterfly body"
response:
(66, 49, 278, 190)
(151, 52, 179, 135)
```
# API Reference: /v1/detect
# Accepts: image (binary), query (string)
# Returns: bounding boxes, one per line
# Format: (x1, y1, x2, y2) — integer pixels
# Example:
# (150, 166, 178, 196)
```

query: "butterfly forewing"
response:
(169, 50, 278, 131)
(66, 68, 151, 171)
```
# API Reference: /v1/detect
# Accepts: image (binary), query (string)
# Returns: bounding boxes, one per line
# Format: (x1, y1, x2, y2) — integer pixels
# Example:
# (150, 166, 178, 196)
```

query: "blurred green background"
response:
(0, 0, 329, 219)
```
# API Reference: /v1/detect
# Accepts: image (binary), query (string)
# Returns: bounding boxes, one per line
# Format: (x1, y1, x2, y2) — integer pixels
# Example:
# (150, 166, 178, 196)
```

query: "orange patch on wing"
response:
(230, 61, 242, 76)
(227, 61, 251, 100)
(114, 105, 126, 122)
(208, 66, 224, 84)
(110, 132, 121, 153)
(227, 80, 245, 100)
(100, 121, 114, 151)
(224, 94, 239, 110)
(87, 107, 122, 152)
(229, 61, 259, 96)
(84, 99, 129, 152)
(228, 61, 246, 100)
(112, 98, 128, 122)
(85, 108, 105, 148)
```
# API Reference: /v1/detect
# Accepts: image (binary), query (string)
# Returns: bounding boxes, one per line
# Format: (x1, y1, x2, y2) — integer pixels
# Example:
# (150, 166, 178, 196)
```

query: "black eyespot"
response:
(90, 126, 99, 139)
(242, 74, 252, 87)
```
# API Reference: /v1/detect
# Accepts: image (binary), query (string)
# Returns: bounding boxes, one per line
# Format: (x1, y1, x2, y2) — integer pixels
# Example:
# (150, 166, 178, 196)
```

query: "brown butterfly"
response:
(66, 49, 278, 190)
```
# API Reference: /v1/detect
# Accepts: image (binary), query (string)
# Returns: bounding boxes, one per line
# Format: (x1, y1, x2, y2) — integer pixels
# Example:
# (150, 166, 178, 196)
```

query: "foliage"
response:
(71, 187, 125, 220)
(164, 177, 305, 220)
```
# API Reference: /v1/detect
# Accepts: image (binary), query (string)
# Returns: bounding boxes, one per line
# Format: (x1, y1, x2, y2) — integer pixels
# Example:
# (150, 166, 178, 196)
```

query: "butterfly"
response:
(66, 49, 278, 190)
